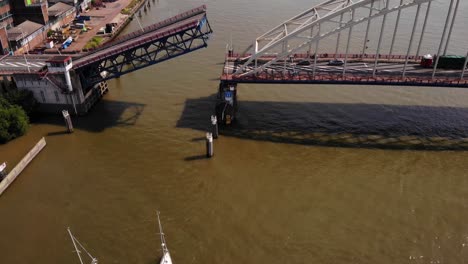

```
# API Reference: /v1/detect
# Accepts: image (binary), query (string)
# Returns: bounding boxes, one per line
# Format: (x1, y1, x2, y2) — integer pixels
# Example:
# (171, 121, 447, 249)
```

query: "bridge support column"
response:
(215, 82, 237, 125)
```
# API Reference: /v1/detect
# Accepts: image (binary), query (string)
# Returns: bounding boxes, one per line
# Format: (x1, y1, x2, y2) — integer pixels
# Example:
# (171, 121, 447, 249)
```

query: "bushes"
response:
(121, 0, 142, 14)
(0, 81, 37, 143)
(121, 8, 131, 15)
(1, 84, 38, 117)
(83, 36, 104, 50)
(0, 98, 29, 144)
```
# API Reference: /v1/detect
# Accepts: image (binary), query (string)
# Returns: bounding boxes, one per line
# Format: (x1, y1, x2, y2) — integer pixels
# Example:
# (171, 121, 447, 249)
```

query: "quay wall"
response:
(0, 138, 47, 197)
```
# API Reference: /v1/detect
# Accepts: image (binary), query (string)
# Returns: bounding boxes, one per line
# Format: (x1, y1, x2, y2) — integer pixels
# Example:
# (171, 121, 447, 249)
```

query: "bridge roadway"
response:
(0, 5, 208, 75)
(0, 55, 57, 74)
(222, 54, 468, 88)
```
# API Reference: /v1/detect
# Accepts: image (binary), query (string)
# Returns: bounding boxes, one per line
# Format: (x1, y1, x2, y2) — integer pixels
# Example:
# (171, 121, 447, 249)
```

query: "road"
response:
(0, 55, 53, 73)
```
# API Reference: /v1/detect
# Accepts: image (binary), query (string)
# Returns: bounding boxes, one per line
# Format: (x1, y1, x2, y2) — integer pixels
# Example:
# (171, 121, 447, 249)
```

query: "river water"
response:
(1, 0, 468, 263)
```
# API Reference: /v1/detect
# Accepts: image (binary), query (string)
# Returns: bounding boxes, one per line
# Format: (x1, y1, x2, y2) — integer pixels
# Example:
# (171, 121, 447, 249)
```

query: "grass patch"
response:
(121, 7, 131, 15)
(120, 0, 142, 14)
(83, 36, 104, 50)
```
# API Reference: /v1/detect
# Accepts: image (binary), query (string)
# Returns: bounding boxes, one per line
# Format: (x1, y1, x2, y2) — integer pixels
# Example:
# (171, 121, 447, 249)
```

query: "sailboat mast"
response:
(67, 228, 98, 264)
(68, 227, 85, 264)
(157, 211, 169, 254)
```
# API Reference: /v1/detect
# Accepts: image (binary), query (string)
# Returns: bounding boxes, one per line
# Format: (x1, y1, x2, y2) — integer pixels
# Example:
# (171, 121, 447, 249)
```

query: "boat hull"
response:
(160, 252, 172, 264)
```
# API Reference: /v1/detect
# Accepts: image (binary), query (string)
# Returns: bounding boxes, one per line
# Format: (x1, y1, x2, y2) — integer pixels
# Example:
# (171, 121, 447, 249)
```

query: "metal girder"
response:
(75, 15, 212, 90)
(235, 0, 433, 77)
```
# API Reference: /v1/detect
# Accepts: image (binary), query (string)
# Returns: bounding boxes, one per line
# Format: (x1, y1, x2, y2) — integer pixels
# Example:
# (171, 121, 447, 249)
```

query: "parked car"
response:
(76, 15, 91, 21)
(328, 59, 345, 66)
(296, 60, 311, 66)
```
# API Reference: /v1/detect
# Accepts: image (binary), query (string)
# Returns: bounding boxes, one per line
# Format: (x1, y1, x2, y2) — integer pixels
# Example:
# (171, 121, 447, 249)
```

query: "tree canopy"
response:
(1, 80, 38, 117)
(0, 97, 29, 143)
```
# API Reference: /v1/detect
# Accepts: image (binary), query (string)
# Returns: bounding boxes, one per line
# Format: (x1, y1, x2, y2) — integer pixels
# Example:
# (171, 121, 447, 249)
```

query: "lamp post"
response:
(18, 27, 30, 54)
(18, 28, 30, 73)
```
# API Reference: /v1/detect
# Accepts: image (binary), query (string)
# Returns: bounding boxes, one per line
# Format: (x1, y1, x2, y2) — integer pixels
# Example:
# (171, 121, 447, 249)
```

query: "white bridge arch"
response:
(234, 0, 464, 79)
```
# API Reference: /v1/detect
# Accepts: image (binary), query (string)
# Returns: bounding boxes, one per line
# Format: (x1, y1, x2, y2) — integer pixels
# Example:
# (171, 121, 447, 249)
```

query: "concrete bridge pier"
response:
(215, 82, 237, 125)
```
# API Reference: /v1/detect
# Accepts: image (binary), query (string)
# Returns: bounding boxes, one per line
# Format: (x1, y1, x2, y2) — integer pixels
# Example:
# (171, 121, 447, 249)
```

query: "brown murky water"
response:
(1, 0, 468, 263)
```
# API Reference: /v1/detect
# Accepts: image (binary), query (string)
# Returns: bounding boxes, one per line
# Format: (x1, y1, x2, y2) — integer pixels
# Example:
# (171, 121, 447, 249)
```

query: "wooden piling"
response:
(62, 110, 74, 133)
(211, 115, 219, 139)
(206, 132, 213, 158)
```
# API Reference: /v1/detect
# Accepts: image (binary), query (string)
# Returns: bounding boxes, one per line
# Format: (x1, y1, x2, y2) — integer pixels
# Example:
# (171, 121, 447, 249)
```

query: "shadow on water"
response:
(177, 94, 468, 151)
(46, 131, 70, 137)
(184, 154, 208, 161)
(145, 258, 159, 264)
(35, 100, 146, 134)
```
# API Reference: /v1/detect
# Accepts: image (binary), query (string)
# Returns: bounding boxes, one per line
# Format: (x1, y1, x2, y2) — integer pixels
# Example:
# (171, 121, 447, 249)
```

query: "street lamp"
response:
(17, 27, 30, 54)
(18, 27, 30, 73)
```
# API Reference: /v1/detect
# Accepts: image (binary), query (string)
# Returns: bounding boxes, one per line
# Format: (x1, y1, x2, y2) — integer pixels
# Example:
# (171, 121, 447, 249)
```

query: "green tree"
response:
(0, 98, 29, 143)
(0, 80, 38, 117)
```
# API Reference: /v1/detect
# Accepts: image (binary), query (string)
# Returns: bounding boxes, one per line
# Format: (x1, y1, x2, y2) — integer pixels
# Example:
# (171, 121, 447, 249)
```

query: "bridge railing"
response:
(227, 53, 424, 61)
(74, 20, 200, 69)
(221, 72, 468, 87)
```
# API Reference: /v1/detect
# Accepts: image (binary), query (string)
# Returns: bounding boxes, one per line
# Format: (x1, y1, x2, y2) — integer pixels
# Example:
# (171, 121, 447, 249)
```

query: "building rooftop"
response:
(7, 20, 43, 41)
(48, 2, 74, 17)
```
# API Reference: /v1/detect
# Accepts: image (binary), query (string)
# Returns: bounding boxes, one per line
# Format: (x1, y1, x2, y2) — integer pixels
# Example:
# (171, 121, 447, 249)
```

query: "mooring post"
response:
(206, 132, 213, 158)
(211, 115, 219, 139)
(62, 110, 74, 133)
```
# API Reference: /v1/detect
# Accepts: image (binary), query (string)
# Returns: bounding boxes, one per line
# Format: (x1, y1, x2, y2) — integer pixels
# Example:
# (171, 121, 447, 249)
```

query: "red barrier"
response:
(222, 71, 468, 88)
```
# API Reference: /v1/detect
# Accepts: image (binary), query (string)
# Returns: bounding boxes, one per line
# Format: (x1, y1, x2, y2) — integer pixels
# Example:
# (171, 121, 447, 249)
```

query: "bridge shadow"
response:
(35, 99, 146, 134)
(176, 94, 468, 151)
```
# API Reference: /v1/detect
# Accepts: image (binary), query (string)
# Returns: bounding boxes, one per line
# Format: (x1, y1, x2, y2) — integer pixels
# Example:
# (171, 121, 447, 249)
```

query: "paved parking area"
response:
(65, 0, 133, 52)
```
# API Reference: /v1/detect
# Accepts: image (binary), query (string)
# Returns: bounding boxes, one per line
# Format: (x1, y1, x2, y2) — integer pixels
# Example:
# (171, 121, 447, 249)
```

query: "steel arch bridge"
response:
(216, 0, 468, 124)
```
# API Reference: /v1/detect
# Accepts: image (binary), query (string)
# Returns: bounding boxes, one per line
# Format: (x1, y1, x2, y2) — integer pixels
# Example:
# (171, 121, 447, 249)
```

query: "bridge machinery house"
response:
(13, 55, 108, 114)
(47, 2, 76, 30)
(7, 20, 45, 54)
(3, 0, 76, 55)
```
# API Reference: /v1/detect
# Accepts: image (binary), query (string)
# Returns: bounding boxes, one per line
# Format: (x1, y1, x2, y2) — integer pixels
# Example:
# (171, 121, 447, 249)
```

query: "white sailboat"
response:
(157, 211, 173, 264)
(0, 162, 6, 178)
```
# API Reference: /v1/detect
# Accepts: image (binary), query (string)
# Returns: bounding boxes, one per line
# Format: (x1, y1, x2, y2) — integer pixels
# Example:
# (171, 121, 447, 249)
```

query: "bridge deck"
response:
(73, 6, 207, 69)
(0, 55, 58, 74)
(222, 54, 468, 88)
